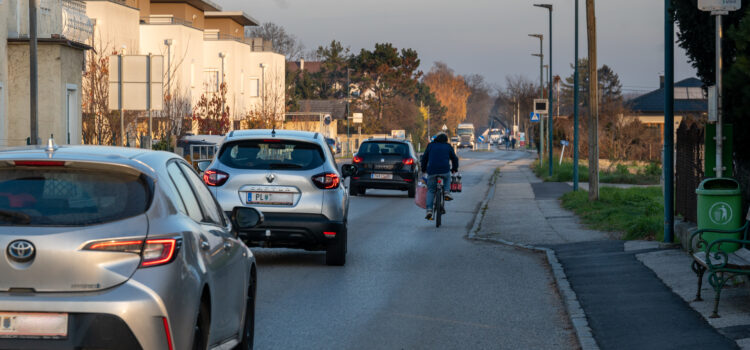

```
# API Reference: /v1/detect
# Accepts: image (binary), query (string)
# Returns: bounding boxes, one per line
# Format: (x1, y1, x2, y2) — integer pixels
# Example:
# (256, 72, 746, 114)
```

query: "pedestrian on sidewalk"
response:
(420, 133, 459, 220)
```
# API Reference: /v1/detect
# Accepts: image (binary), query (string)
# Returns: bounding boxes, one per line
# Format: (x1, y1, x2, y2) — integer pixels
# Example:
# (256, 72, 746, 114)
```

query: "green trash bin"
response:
(696, 178, 743, 252)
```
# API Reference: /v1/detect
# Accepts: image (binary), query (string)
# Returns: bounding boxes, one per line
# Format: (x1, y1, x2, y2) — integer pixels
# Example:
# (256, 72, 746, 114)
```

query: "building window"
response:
(249, 78, 259, 97)
(204, 69, 219, 92)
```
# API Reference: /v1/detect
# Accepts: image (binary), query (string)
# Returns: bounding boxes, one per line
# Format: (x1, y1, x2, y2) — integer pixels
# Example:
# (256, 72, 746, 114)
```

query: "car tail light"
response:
(323, 231, 336, 238)
(352, 156, 362, 164)
(203, 169, 229, 186)
(312, 173, 340, 189)
(84, 238, 181, 268)
(402, 158, 415, 165)
(141, 239, 179, 267)
(14, 160, 65, 166)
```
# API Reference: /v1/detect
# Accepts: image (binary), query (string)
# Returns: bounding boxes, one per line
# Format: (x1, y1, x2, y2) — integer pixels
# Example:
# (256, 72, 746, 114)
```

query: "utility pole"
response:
(586, 0, 599, 200)
(573, 0, 580, 191)
(346, 68, 351, 156)
(663, 0, 675, 242)
(530, 34, 544, 162)
(29, 0, 39, 145)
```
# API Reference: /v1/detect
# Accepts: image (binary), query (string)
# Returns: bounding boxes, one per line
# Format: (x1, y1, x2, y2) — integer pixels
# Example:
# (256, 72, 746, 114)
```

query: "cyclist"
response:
(420, 132, 459, 220)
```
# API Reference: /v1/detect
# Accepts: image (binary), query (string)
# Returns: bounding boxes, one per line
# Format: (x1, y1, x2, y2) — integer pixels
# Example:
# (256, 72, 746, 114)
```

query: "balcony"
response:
(8, 0, 94, 45)
(140, 14, 194, 27)
(244, 37, 273, 52)
(203, 29, 243, 42)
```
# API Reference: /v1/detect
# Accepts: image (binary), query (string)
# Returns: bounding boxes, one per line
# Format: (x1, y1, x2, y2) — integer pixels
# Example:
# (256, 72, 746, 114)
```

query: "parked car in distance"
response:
(349, 138, 419, 198)
(201, 129, 354, 266)
(0, 142, 261, 350)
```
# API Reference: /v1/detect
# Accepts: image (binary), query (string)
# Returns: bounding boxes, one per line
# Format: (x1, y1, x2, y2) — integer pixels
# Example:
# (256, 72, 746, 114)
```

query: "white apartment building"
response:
(87, 0, 285, 134)
(2, 0, 93, 146)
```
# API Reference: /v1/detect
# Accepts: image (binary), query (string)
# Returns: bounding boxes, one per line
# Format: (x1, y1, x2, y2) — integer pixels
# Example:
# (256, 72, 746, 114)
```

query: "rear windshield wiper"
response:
(268, 163, 303, 169)
(0, 210, 31, 225)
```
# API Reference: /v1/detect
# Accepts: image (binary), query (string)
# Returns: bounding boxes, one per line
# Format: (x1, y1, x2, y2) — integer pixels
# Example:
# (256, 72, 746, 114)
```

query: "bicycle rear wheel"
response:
(435, 187, 443, 228)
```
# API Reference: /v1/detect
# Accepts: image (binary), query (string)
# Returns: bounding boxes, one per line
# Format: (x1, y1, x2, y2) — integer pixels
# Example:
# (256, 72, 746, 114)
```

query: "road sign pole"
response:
(573, 0, 580, 191)
(118, 53, 124, 147)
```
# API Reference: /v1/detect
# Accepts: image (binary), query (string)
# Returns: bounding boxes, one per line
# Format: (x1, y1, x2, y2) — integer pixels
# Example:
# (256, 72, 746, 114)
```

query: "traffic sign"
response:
(533, 99, 548, 115)
(698, 0, 741, 12)
(442, 124, 448, 132)
(561, 140, 569, 146)
(323, 114, 332, 125)
(478, 135, 485, 143)
(530, 112, 540, 122)
(352, 113, 363, 124)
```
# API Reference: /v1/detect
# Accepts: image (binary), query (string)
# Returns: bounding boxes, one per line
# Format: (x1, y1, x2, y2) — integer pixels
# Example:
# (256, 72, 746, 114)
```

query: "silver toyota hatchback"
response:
(0, 143, 262, 350)
(201, 129, 355, 266)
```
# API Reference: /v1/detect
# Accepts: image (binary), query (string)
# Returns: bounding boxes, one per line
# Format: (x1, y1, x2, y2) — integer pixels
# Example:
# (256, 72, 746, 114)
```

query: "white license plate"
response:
(372, 173, 393, 180)
(0, 312, 68, 338)
(247, 192, 294, 205)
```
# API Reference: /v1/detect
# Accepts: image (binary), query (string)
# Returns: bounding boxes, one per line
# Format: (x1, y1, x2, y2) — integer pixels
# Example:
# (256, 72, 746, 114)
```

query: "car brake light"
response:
(324, 231, 336, 237)
(14, 160, 65, 166)
(352, 156, 362, 164)
(203, 169, 229, 186)
(141, 239, 179, 267)
(402, 158, 415, 165)
(84, 238, 180, 268)
(312, 173, 340, 189)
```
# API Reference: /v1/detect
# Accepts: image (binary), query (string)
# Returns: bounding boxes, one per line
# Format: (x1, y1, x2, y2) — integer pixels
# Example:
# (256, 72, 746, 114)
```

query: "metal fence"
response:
(675, 122, 704, 223)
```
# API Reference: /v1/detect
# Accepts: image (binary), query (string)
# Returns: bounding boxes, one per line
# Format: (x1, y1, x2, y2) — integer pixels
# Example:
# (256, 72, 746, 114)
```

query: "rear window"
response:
(358, 142, 409, 156)
(219, 139, 325, 170)
(0, 167, 151, 226)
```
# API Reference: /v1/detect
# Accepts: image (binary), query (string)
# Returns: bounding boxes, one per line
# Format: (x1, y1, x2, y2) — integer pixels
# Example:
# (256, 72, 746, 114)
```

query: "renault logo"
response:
(7, 240, 35, 263)
(266, 173, 276, 183)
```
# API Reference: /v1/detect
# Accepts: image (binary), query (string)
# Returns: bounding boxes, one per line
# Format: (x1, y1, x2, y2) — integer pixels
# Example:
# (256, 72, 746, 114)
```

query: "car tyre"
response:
(192, 301, 210, 350)
(407, 183, 416, 198)
(325, 229, 347, 266)
(236, 278, 256, 350)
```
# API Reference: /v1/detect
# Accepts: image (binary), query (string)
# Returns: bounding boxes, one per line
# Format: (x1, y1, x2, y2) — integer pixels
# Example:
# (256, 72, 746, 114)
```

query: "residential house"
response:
(3, 0, 93, 146)
(627, 77, 707, 144)
(86, 0, 285, 136)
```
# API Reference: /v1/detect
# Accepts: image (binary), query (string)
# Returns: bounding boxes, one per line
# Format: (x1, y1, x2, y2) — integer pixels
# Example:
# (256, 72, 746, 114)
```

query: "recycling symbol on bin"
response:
(709, 202, 733, 225)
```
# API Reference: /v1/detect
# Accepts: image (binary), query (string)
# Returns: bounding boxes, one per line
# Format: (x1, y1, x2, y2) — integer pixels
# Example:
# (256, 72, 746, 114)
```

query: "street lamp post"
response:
(219, 52, 226, 128)
(260, 63, 267, 125)
(529, 33, 544, 164)
(346, 68, 352, 156)
(573, 0, 580, 191)
(535, 3, 553, 176)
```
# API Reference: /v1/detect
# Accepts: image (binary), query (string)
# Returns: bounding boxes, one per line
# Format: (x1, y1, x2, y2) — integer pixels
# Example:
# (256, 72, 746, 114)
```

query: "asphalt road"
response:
(252, 148, 577, 349)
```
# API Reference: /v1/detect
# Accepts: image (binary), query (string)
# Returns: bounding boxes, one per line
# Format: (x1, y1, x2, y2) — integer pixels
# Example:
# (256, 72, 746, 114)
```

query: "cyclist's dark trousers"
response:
(426, 173, 451, 210)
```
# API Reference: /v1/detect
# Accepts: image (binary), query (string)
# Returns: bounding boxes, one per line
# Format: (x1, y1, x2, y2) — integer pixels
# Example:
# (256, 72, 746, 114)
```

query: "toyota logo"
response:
(7, 240, 35, 263)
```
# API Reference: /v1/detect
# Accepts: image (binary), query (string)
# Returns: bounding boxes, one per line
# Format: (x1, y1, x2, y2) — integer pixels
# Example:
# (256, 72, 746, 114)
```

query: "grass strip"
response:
(560, 187, 665, 241)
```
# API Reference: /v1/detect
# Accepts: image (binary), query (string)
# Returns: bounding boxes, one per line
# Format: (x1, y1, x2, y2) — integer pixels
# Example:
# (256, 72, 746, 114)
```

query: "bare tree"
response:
(245, 22, 305, 60)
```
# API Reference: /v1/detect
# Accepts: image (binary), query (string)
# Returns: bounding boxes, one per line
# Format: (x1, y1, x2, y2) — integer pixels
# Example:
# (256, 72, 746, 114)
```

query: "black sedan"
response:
(348, 139, 419, 197)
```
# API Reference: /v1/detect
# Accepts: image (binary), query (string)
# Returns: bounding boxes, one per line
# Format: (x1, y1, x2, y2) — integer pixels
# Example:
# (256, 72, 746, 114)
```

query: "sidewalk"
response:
(474, 154, 740, 349)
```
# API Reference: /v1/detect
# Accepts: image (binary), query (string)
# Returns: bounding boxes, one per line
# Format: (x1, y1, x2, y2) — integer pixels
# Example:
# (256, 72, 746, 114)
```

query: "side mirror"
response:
(341, 164, 357, 178)
(231, 207, 264, 231)
(196, 161, 211, 172)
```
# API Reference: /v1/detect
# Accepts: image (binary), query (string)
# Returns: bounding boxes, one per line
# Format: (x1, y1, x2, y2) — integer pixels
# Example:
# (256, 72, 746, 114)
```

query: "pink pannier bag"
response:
(414, 178, 427, 209)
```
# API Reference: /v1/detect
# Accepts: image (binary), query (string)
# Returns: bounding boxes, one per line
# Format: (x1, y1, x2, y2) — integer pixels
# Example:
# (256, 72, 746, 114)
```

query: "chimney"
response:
(300, 58, 305, 71)
(659, 75, 665, 89)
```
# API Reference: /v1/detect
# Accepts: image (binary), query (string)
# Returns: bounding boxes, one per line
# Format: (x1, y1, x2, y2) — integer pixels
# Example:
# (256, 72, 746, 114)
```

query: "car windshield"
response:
(219, 139, 325, 170)
(358, 142, 409, 156)
(0, 166, 151, 226)
(457, 129, 473, 135)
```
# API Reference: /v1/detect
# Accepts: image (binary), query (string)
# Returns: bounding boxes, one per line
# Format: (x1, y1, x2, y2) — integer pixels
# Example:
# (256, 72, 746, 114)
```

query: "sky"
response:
(220, 0, 697, 95)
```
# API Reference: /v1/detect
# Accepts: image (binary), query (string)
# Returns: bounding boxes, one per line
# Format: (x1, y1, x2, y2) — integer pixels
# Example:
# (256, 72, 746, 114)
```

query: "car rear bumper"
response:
(0, 279, 173, 350)
(351, 178, 415, 190)
(228, 212, 346, 250)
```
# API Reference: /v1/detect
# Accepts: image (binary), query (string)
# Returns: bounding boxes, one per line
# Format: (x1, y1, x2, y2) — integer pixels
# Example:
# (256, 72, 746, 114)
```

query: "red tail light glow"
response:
(141, 239, 178, 267)
(14, 160, 65, 166)
(84, 238, 180, 268)
(203, 169, 229, 186)
(402, 158, 415, 165)
(323, 231, 337, 237)
(312, 173, 340, 189)
(352, 156, 362, 164)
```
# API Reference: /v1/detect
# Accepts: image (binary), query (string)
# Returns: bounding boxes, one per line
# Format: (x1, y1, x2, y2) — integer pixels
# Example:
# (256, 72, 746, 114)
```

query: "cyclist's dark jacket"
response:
(420, 134, 459, 175)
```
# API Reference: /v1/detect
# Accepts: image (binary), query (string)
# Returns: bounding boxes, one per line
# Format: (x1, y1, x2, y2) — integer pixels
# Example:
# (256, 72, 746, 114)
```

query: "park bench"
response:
(690, 210, 750, 318)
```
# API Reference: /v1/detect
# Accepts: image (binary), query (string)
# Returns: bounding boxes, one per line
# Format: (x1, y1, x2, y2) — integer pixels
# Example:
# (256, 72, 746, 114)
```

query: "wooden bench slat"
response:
(693, 249, 750, 270)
